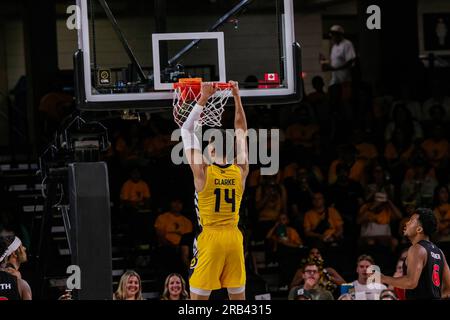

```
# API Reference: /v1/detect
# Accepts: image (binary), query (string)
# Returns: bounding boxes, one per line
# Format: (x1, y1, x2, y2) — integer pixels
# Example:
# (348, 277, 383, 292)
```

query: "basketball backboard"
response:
(74, 0, 302, 111)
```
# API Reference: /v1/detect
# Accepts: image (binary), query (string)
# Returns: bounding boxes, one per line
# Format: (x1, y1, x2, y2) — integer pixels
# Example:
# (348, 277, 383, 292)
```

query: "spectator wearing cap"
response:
(351, 255, 387, 300)
(319, 25, 356, 121)
(288, 262, 334, 300)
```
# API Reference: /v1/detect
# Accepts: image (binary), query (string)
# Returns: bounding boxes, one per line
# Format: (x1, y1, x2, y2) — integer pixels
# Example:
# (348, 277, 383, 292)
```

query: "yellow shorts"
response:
(189, 226, 246, 291)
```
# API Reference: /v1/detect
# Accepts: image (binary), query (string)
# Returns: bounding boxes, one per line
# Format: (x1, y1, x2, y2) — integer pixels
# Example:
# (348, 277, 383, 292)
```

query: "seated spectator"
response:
(384, 128, 415, 184)
(328, 144, 367, 185)
(266, 213, 303, 288)
(266, 213, 303, 250)
(288, 262, 334, 300)
(290, 247, 346, 293)
(120, 168, 151, 210)
(113, 270, 144, 300)
(432, 185, 450, 244)
(385, 102, 423, 142)
(285, 103, 320, 149)
(364, 163, 395, 201)
(422, 84, 450, 122)
(328, 163, 364, 242)
(255, 174, 287, 238)
(307, 76, 328, 108)
(154, 198, 193, 275)
(114, 124, 144, 164)
(351, 128, 379, 161)
(154, 198, 193, 248)
(351, 255, 387, 300)
(389, 256, 406, 300)
(421, 124, 449, 168)
(391, 83, 422, 121)
(120, 168, 152, 249)
(161, 273, 189, 300)
(304, 192, 344, 248)
(0, 235, 32, 300)
(421, 104, 447, 134)
(283, 164, 322, 229)
(401, 151, 438, 207)
(379, 289, 399, 300)
(357, 193, 402, 251)
(38, 88, 74, 137)
(307, 76, 331, 138)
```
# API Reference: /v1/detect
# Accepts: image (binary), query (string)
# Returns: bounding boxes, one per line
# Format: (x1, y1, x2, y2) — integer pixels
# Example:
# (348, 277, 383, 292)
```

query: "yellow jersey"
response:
(195, 163, 243, 228)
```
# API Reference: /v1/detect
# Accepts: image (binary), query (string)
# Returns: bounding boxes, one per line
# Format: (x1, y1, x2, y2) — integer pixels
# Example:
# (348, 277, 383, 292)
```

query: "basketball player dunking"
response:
(181, 81, 248, 300)
(380, 208, 450, 299)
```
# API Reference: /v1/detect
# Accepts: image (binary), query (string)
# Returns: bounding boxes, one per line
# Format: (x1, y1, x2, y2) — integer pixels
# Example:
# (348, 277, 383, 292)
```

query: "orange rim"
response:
(173, 78, 232, 89)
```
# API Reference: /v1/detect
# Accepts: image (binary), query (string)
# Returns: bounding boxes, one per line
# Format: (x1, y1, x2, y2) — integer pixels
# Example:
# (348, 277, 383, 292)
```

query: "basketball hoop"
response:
(172, 78, 232, 128)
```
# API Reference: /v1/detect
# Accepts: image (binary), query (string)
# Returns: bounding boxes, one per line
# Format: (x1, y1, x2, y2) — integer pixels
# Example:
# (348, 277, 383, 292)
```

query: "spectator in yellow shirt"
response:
(120, 168, 151, 210)
(266, 213, 303, 289)
(153, 198, 193, 277)
(154, 198, 193, 247)
(304, 192, 344, 247)
(357, 192, 402, 251)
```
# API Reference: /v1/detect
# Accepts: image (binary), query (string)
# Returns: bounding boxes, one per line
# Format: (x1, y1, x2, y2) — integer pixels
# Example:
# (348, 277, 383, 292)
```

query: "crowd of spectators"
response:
(86, 65, 450, 300)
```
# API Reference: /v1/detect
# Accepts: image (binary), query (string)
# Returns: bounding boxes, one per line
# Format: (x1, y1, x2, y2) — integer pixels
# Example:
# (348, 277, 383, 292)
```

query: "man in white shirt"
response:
(320, 25, 356, 123)
(351, 254, 387, 300)
(321, 25, 356, 86)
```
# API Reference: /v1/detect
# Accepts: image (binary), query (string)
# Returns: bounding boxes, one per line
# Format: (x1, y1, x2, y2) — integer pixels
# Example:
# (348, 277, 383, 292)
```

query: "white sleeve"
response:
(344, 41, 356, 62)
(181, 104, 203, 151)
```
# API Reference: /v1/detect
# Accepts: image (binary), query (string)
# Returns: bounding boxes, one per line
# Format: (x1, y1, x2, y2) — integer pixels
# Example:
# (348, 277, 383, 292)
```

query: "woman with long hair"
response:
(113, 270, 144, 300)
(161, 273, 189, 300)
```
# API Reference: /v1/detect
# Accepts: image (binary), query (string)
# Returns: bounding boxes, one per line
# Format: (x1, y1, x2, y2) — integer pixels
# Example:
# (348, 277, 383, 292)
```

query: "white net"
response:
(172, 83, 232, 128)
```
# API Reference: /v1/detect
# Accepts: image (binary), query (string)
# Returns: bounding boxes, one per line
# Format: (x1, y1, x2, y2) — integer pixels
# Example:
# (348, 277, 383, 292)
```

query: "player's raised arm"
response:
(381, 244, 426, 289)
(181, 82, 217, 191)
(230, 81, 249, 180)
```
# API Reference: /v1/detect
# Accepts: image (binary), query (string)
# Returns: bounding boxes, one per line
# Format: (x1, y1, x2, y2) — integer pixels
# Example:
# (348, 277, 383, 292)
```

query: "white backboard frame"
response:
(152, 32, 227, 90)
(76, 0, 296, 103)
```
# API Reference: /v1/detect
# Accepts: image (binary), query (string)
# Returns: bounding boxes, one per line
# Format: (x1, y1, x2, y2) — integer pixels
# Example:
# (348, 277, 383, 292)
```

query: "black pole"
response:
(97, 0, 147, 81)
